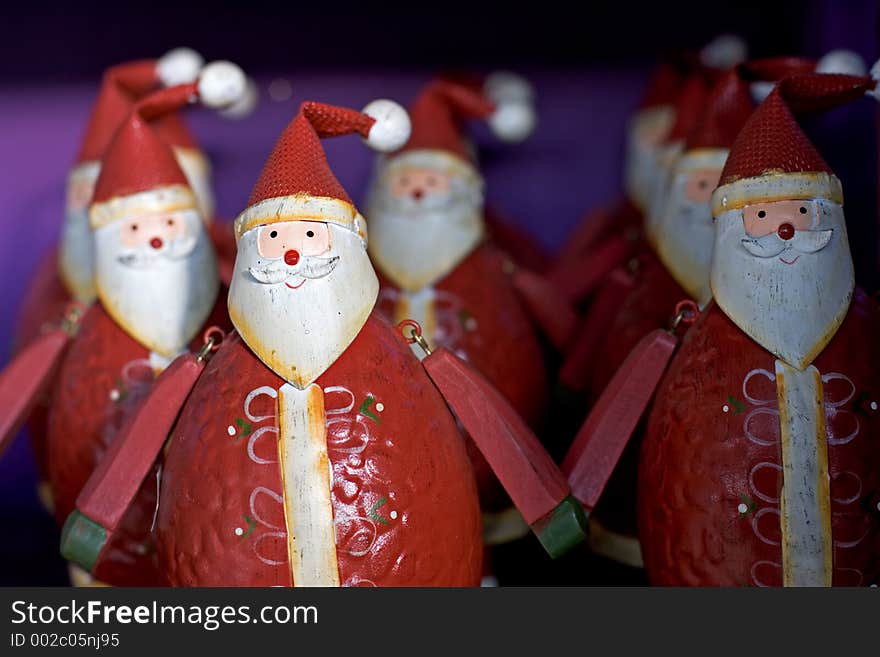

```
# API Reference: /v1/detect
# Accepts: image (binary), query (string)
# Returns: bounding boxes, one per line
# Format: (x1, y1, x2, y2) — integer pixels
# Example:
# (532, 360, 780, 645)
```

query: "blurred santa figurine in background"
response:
(43, 62, 247, 586)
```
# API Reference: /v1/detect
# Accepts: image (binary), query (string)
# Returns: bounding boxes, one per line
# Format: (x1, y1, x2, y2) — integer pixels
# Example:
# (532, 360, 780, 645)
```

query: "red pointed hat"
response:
(712, 72, 878, 216)
(235, 99, 411, 241)
(90, 61, 247, 228)
(75, 49, 204, 165)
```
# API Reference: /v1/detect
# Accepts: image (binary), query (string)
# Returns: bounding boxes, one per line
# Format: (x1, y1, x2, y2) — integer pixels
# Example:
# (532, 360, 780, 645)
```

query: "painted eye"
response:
(799, 206, 807, 214)
(269, 230, 278, 238)
(131, 224, 138, 231)
(757, 210, 766, 219)
(167, 218, 175, 226)
(698, 179, 708, 189)
(306, 230, 315, 238)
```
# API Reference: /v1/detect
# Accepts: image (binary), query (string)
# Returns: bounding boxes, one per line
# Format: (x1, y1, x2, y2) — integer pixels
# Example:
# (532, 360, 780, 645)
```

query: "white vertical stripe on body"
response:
(277, 382, 340, 587)
(775, 360, 832, 587)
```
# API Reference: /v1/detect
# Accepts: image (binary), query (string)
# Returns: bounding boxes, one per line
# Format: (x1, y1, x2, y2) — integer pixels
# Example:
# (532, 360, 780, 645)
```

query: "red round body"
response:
(16, 249, 73, 482)
(639, 295, 880, 586)
(155, 314, 482, 586)
(46, 297, 229, 585)
(376, 242, 547, 510)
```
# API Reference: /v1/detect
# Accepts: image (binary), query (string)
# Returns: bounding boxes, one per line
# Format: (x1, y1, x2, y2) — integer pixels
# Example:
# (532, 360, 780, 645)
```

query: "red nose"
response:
(777, 223, 795, 241)
(150, 237, 163, 249)
(284, 250, 300, 266)
(412, 189, 424, 200)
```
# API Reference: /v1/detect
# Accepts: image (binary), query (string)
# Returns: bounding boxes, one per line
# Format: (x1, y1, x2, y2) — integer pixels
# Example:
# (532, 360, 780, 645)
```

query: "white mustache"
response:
(117, 235, 198, 268)
(249, 255, 340, 285)
(740, 229, 833, 258)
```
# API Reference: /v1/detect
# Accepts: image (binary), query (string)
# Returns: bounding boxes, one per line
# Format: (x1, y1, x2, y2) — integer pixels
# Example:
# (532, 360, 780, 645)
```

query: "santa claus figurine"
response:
(637, 71, 880, 586)
(363, 77, 575, 555)
(43, 62, 247, 586)
(62, 99, 586, 586)
(8, 50, 252, 506)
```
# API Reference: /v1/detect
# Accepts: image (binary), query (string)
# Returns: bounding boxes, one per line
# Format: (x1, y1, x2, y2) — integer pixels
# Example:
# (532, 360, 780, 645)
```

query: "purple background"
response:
(0, 0, 876, 584)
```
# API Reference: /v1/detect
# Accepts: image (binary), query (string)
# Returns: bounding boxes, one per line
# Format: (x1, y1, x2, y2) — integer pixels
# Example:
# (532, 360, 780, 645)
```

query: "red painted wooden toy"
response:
(39, 64, 248, 586)
(61, 100, 586, 587)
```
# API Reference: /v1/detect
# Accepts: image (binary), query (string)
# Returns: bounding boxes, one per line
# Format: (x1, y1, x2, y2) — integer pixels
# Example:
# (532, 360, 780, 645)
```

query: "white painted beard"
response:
(94, 213, 220, 359)
(366, 183, 484, 291)
(58, 206, 97, 303)
(656, 187, 715, 307)
(710, 201, 854, 370)
(228, 224, 379, 389)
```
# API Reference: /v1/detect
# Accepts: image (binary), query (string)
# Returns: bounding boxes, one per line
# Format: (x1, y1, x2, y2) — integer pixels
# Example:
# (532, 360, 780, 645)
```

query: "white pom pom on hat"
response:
(362, 99, 412, 152)
(488, 102, 537, 143)
(816, 49, 867, 76)
(219, 77, 260, 119)
(197, 61, 247, 109)
(700, 34, 748, 69)
(156, 47, 204, 87)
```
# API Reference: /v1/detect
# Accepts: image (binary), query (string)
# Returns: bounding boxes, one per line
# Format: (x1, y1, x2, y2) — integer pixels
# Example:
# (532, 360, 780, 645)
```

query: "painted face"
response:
(655, 159, 724, 306)
(389, 167, 452, 202)
(94, 207, 219, 358)
(711, 197, 854, 369)
(59, 163, 100, 302)
(366, 157, 484, 291)
(249, 221, 338, 290)
(229, 220, 379, 388)
(116, 211, 200, 267)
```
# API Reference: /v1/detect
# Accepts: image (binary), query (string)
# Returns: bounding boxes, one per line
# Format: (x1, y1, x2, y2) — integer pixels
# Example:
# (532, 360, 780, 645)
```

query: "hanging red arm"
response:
(0, 305, 82, 458)
(561, 328, 678, 511)
(60, 348, 211, 574)
(420, 344, 587, 558)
